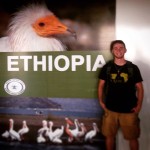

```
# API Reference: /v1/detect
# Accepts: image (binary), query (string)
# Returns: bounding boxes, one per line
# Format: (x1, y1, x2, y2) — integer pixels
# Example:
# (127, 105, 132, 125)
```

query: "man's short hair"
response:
(110, 40, 126, 51)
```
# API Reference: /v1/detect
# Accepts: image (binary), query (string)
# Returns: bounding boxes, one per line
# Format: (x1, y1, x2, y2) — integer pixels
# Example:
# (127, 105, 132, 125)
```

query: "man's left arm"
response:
(132, 82, 144, 113)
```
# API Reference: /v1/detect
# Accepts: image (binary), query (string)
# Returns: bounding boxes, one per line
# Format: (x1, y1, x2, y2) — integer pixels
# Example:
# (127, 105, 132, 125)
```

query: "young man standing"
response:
(98, 40, 144, 150)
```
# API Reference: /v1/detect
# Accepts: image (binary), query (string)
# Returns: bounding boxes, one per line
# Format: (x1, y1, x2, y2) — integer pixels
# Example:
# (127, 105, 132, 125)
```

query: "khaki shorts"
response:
(102, 109, 140, 140)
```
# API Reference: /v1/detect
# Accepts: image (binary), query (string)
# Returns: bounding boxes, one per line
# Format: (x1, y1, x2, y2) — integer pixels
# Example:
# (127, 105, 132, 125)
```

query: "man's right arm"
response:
(98, 79, 107, 110)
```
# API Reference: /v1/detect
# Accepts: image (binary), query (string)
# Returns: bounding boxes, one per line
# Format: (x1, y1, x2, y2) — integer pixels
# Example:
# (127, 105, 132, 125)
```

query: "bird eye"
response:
(57, 25, 62, 28)
(39, 22, 45, 27)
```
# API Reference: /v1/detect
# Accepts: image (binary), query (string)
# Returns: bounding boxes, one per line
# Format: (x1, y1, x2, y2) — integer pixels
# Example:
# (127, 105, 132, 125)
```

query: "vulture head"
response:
(0, 3, 76, 52)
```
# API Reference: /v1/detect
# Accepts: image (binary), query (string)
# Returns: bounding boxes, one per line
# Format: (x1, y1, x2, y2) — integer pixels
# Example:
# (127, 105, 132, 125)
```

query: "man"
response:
(98, 40, 144, 150)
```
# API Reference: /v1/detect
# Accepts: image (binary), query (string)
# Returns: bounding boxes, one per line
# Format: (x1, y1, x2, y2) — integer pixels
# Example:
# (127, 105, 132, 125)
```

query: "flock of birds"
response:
(1, 118, 100, 144)
(2, 119, 29, 141)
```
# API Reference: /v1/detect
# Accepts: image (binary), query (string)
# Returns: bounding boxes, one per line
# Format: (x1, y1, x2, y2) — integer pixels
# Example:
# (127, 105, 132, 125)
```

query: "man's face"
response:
(112, 43, 126, 59)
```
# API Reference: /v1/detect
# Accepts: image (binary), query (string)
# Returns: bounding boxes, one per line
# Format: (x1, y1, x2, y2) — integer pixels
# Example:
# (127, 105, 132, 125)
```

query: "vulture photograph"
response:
(0, 0, 115, 52)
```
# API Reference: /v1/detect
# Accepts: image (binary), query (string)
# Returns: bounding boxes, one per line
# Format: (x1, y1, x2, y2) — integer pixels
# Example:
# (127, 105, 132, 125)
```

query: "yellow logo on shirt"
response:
(111, 73, 128, 83)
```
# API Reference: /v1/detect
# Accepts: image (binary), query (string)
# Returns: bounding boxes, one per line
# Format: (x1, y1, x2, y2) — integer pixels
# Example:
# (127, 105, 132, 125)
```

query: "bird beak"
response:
(32, 15, 77, 39)
(65, 118, 74, 125)
(95, 124, 100, 132)
(66, 28, 77, 40)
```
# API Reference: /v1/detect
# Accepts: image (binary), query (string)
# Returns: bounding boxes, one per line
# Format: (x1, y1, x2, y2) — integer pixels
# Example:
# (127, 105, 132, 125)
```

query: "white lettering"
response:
(7, 54, 106, 72)
(86, 55, 91, 71)
(7, 56, 19, 71)
(92, 55, 106, 71)
(34, 56, 46, 71)
(20, 56, 32, 71)
(48, 55, 53, 71)
(72, 55, 84, 71)
(54, 55, 69, 71)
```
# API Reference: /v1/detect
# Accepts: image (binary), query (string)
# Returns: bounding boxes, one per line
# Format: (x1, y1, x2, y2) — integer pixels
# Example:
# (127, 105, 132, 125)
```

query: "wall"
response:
(116, 0, 150, 149)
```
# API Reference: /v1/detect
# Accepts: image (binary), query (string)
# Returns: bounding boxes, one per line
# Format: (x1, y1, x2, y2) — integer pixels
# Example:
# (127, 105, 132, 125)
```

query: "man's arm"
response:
(132, 82, 144, 113)
(98, 79, 107, 110)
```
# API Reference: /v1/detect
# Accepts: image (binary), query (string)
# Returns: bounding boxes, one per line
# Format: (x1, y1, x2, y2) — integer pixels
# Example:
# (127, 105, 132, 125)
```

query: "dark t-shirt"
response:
(99, 61, 143, 113)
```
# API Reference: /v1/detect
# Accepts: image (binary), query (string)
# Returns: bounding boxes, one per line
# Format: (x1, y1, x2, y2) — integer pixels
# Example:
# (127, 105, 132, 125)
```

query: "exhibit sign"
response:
(0, 51, 110, 98)
(0, 0, 115, 148)
(0, 51, 111, 145)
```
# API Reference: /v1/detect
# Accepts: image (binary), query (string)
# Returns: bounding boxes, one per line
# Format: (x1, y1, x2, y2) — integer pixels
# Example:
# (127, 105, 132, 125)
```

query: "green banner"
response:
(0, 51, 111, 98)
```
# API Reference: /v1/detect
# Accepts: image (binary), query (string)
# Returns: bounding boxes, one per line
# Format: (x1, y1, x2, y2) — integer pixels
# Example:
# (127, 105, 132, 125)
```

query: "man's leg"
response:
(106, 136, 115, 150)
(102, 110, 118, 150)
(120, 113, 140, 150)
(129, 139, 139, 150)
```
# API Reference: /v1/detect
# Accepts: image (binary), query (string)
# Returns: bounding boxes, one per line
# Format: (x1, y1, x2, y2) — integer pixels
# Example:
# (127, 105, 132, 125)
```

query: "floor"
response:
(0, 141, 106, 150)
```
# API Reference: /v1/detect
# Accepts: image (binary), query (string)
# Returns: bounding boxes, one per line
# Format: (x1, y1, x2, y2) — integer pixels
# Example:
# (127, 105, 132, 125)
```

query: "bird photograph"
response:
(0, 1, 76, 52)
(0, 0, 115, 51)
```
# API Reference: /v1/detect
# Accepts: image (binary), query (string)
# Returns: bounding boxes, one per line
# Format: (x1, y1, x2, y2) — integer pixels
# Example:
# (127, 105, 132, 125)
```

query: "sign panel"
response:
(0, 51, 112, 145)
(0, 0, 115, 149)
(0, 51, 111, 98)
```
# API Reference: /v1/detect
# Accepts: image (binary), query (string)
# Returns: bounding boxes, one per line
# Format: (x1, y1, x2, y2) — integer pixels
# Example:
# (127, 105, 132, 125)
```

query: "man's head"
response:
(110, 40, 127, 59)
(110, 40, 126, 52)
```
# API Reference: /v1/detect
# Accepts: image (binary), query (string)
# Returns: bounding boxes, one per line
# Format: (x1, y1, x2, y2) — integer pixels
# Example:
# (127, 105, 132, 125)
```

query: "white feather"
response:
(9, 119, 21, 141)
(2, 130, 10, 139)
(0, 4, 66, 52)
(47, 121, 64, 144)
(18, 120, 29, 136)
(84, 122, 99, 142)
(37, 133, 46, 143)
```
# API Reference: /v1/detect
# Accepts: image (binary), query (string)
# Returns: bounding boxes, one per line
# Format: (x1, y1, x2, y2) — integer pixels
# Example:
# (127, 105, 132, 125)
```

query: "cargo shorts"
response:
(102, 109, 140, 140)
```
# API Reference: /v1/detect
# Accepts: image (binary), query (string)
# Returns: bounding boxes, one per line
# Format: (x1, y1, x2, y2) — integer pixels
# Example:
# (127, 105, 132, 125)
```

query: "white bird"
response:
(18, 120, 29, 139)
(47, 121, 64, 144)
(36, 120, 48, 143)
(77, 123, 87, 138)
(84, 122, 99, 143)
(65, 117, 74, 142)
(37, 133, 46, 143)
(38, 120, 48, 136)
(1, 130, 10, 139)
(69, 119, 80, 138)
(65, 118, 80, 143)
(9, 119, 21, 141)
(0, 3, 75, 52)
